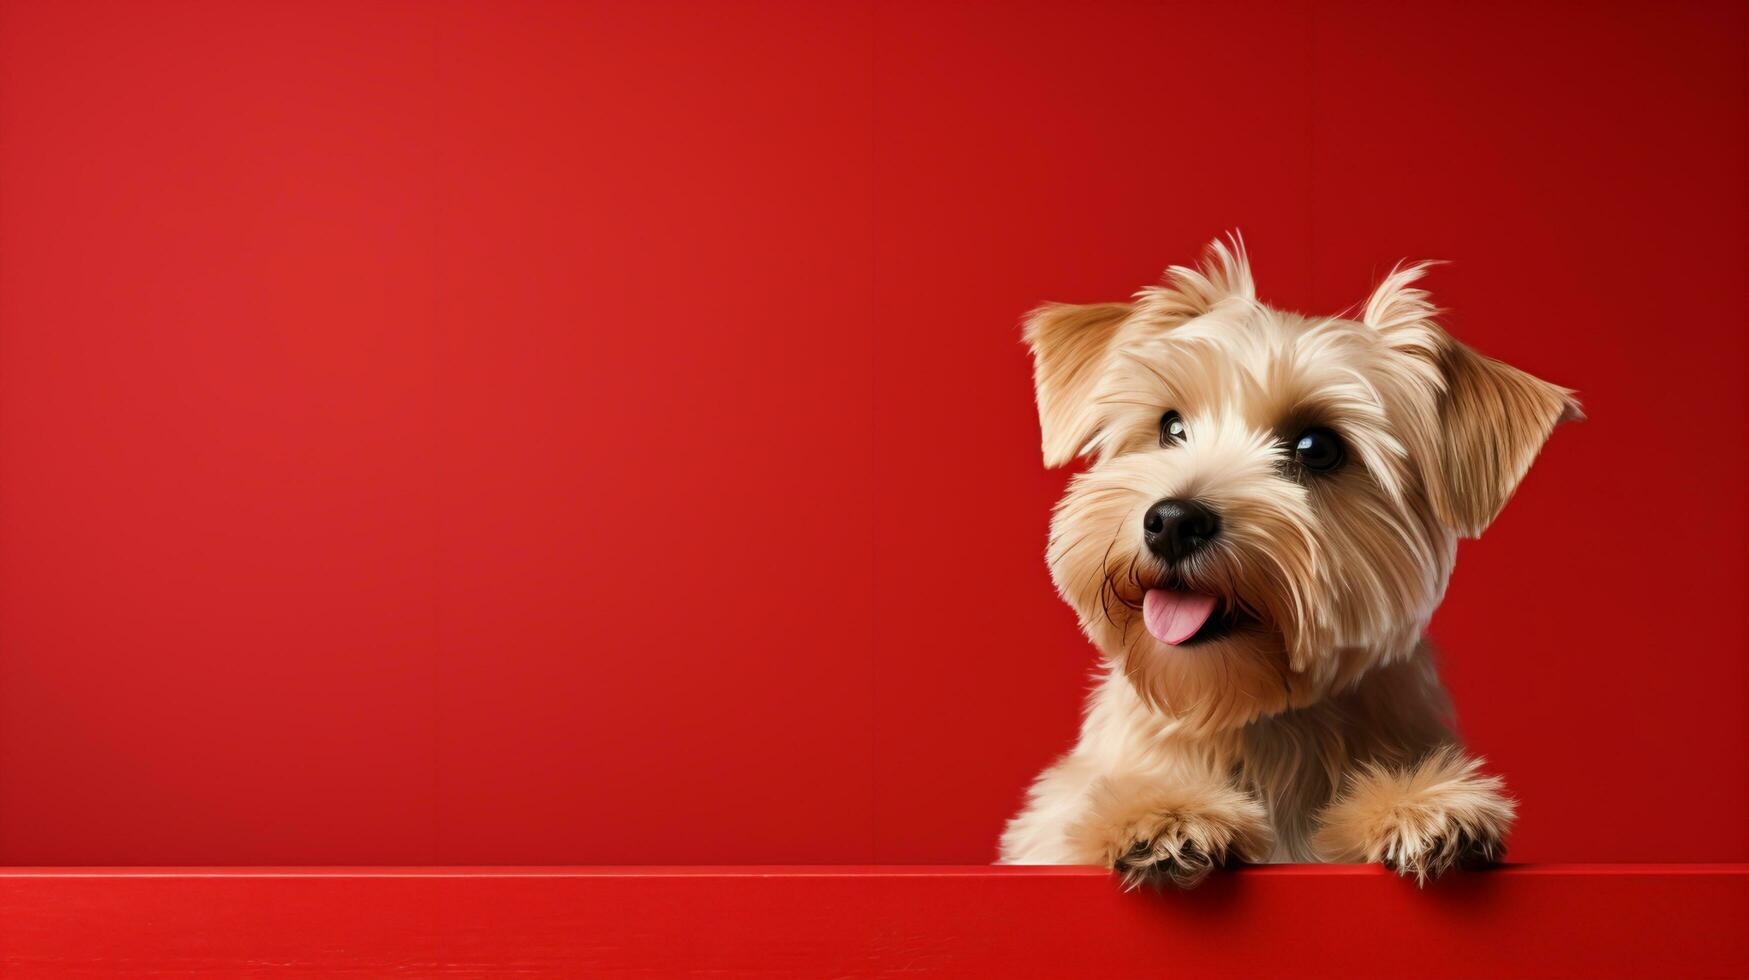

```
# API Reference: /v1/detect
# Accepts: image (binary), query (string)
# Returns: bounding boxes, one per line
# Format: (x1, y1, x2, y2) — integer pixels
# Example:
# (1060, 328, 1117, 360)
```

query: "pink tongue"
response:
(1143, 588, 1218, 646)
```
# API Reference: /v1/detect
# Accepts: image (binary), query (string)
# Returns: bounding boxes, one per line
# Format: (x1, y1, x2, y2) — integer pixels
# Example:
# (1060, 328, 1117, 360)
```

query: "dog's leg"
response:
(1311, 745, 1514, 884)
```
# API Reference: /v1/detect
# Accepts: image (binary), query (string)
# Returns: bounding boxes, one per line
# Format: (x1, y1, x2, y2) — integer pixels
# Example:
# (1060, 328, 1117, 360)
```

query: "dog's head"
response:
(1027, 238, 1578, 735)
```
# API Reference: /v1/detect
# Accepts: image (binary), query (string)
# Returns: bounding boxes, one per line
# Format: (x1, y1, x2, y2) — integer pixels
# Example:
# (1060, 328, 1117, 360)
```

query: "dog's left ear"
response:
(1023, 302, 1133, 467)
(1366, 263, 1581, 536)
(1424, 339, 1582, 536)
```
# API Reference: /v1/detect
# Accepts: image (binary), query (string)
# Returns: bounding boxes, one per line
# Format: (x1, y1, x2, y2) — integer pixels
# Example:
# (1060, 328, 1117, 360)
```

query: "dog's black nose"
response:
(1142, 498, 1221, 563)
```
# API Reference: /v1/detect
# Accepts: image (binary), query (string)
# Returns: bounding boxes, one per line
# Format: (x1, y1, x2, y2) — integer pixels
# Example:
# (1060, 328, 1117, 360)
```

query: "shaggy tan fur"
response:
(1311, 746, 1517, 883)
(999, 237, 1575, 887)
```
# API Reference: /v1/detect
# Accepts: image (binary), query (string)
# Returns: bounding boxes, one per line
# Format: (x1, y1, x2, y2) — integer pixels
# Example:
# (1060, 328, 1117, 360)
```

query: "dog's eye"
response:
(1292, 427, 1345, 472)
(1159, 411, 1187, 446)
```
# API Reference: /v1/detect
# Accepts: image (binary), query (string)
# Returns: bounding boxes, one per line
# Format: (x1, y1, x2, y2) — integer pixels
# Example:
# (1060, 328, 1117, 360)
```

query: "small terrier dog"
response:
(1000, 237, 1578, 887)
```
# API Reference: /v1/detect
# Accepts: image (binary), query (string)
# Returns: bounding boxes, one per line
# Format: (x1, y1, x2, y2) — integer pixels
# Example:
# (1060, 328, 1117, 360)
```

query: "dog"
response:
(998, 237, 1578, 888)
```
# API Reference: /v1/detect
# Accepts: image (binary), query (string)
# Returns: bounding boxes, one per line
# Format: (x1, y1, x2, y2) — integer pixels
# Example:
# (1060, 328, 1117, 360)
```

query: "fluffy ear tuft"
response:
(1426, 339, 1581, 536)
(1023, 302, 1132, 467)
(1363, 260, 1443, 332)
(1136, 234, 1255, 321)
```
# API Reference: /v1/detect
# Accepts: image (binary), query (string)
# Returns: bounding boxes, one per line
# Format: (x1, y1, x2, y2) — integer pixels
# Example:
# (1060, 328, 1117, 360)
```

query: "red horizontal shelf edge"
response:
(3, 865, 1745, 978)
(3, 862, 1746, 877)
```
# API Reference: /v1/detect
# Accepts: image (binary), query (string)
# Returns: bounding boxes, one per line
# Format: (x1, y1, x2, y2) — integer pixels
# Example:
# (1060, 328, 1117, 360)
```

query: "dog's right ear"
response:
(1023, 302, 1133, 467)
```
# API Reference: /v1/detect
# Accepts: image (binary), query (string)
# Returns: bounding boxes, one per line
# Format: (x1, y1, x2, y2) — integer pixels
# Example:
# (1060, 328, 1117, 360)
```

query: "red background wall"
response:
(0, 0, 1742, 866)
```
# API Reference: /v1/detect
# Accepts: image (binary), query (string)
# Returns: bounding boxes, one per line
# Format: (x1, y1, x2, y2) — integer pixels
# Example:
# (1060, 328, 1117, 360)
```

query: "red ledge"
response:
(3, 865, 1745, 978)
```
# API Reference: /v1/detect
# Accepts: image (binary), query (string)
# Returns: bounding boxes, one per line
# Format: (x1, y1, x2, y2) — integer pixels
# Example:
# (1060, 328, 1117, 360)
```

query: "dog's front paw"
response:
(1314, 746, 1515, 885)
(1111, 809, 1246, 890)
(1377, 819, 1504, 881)
(1073, 781, 1273, 890)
